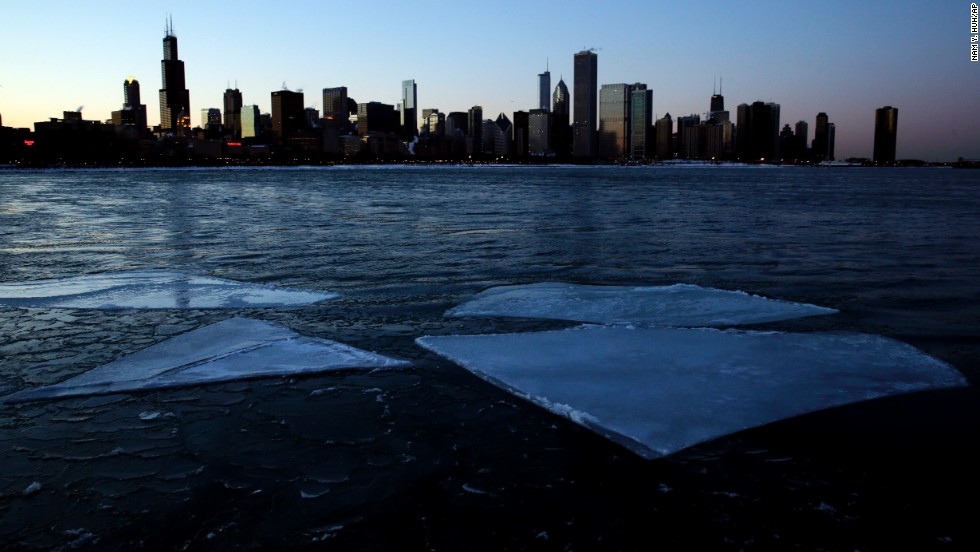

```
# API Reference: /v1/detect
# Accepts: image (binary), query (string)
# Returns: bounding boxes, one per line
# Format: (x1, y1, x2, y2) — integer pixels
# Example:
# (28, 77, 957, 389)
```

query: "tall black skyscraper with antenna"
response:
(710, 77, 724, 114)
(159, 17, 190, 133)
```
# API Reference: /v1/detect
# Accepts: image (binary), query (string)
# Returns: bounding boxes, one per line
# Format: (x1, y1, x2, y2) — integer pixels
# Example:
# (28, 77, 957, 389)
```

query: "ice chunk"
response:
(417, 327, 967, 459)
(0, 270, 337, 309)
(5, 318, 409, 403)
(446, 282, 836, 326)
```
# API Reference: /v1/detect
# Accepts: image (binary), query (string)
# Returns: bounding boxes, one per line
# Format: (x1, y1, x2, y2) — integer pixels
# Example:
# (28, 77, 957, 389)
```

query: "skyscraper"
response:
(552, 78, 570, 158)
(271, 89, 305, 143)
(737, 101, 780, 161)
(158, 18, 190, 133)
(124, 78, 140, 110)
(241, 105, 260, 138)
(322, 87, 349, 132)
(572, 50, 598, 158)
(813, 112, 830, 161)
(874, 106, 898, 162)
(710, 79, 724, 114)
(467, 105, 483, 155)
(795, 120, 809, 150)
(630, 84, 653, 160)
(512, 110, 529, 158)
(676, 114, 701, 159)
(767, 102, 781, 159)
(401, 80, 418, 139)
(223, 88, 242, 138)
(427, 110, 446, 137)
(789, 120, 809, 160)
(598, 83, 631, 159)
(735, 103, 751, 159)
(493, 113, 513, 155)
(201, 108, 221, 128)
(446, 112, 468, 138)
(704, 85, 733, 160)
(655, 113, 673, 159)
(528, 109, 551, 156)
(538, 65, 551, 111)
(826, 122, 836, 161)
(124, 77, 148, 133)
(357, 102, 398, 136)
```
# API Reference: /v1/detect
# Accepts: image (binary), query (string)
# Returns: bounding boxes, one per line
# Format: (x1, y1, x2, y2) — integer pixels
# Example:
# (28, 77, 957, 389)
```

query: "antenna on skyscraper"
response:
(282, 81, 288, 91)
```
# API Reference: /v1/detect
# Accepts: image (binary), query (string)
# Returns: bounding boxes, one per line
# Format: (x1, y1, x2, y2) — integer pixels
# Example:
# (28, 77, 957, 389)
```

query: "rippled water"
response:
(1, 166, 978, 550)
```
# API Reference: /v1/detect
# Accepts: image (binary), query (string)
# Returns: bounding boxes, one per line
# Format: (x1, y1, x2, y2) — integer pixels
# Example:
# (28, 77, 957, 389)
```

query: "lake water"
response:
(1, 166, 978, 550)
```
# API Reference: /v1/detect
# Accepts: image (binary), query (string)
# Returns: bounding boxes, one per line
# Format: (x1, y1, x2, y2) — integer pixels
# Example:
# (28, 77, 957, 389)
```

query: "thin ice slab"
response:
(417, 327, 967, 459)
(0, 270, 337, 309)
(5, 318, 409, 403)
(446, 282, 836, 326)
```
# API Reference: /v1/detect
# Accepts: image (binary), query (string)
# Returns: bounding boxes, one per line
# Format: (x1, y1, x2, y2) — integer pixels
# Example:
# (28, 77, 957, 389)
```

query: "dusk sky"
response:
(1, 1, 977, 161)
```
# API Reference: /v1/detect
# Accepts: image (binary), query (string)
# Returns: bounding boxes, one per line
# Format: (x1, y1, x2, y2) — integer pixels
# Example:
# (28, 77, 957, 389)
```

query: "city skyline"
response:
(1, 1, 977, 161)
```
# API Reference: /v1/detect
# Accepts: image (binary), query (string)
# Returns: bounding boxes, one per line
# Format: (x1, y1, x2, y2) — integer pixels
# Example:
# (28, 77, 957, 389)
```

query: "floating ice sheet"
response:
(0, 270, 337, 309)
(5, 318, 409, 403)
(417, 327, 967, 459)
(445, 282, 836, 326)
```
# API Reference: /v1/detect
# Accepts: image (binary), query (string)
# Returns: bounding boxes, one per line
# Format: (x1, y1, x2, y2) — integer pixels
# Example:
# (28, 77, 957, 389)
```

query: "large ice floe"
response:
(5, 318, 409, 403)
(445, 282, 837, 327)
(0, 270, 337, 309)
(420, 283, 969, 459)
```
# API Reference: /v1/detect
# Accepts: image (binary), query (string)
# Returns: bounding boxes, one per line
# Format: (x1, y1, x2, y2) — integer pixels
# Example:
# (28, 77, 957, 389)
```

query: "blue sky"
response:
(1, 1, 977, 161)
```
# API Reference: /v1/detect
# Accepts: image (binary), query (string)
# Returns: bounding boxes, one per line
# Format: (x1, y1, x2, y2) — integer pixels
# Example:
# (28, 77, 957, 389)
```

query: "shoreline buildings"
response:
(0, 20, 928, 165)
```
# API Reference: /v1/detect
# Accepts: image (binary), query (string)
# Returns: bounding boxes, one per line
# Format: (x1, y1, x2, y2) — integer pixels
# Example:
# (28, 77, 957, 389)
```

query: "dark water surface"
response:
(1, 166, 978, 550)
